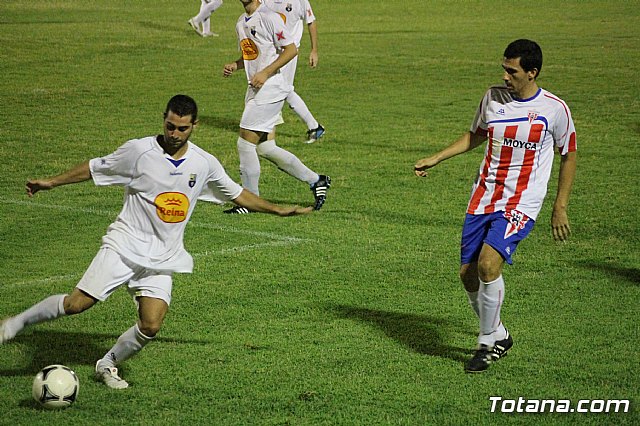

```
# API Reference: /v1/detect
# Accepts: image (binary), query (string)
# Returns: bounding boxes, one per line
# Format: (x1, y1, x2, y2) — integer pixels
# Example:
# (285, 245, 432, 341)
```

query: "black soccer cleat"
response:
(223, 206, 251, 214)
(465, 344, 493, 373)
(305, 124, 325, 144)
(310, 175, 331, 210)
(492, 331, 513, 361)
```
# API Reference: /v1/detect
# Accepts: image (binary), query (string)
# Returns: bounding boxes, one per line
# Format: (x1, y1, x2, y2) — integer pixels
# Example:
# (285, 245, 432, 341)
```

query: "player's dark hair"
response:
(504, 39, 543, 79)
(165, 94, 198, 123)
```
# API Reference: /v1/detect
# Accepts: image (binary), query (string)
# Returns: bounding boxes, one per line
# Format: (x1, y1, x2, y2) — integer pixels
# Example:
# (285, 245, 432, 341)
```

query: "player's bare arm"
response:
(307, 21, 318, 68)
(551, 151, 577, 241)
(250, 43, 297, 89)
(414, 131, 486, 177)
(223, 57, 244, 77)
(232, 189, 312, 216)
(26, 161, 92, 197)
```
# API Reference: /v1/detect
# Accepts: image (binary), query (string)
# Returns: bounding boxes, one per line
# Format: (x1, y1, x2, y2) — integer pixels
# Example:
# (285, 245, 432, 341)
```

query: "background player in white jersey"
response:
(220, 0, 330, 214)
(263, 0, 325, 143)
(188, 0, 224, 37)
(414, 39, 577, 373)
(0, 95, 311, 389)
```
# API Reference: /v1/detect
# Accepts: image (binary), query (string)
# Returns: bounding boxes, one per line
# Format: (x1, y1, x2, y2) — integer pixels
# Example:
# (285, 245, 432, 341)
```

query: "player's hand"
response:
(277, 205, 313, 216)
(223, 62, 237, 77)
(309, 51, 318, 68)
(26, 179, 53, 197)
(551, 207, 571, 242)
(414, 156, 439, 177)
(249, 70, 269, 89)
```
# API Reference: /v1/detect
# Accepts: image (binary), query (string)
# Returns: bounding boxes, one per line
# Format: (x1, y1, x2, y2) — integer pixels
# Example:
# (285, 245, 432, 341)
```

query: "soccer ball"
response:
(32, 364, 79, 409)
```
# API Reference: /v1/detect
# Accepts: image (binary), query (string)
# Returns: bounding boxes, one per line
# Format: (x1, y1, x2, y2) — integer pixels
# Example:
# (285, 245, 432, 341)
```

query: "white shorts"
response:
(76, 247, 173, 306)
(240, 98, 286, 134)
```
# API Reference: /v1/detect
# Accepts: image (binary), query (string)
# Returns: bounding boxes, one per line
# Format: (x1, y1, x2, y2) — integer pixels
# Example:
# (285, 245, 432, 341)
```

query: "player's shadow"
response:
(0, 329, 212, 377)
(575, 260, 639, 286)
(198, 115, 241, 133)
(327, 304, 473, 363)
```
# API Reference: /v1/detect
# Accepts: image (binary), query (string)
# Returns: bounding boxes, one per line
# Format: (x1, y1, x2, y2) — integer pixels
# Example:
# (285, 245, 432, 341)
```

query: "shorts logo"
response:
(155, 192, 189, 223)
(503, 209, 529, 239)
(240, 38, 259, 60)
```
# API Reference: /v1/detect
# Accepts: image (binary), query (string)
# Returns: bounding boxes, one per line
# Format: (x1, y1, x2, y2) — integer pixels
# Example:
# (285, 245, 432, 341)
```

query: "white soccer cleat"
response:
(187, 18, 203, 36)
(95, 360, 129, 389)
(0, 318, 15, 344)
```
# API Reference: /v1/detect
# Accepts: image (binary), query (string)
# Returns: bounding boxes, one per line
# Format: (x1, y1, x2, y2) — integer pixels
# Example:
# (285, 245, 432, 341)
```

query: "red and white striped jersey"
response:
(467, 86, 577, 220)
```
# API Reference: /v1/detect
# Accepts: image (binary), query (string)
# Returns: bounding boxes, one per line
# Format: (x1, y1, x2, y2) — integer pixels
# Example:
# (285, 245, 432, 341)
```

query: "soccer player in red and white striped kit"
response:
(415, 39, 577, 373)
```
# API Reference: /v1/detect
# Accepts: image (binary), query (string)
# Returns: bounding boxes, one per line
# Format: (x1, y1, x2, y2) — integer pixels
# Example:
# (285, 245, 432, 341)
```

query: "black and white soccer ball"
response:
(32, 364, 79, 409)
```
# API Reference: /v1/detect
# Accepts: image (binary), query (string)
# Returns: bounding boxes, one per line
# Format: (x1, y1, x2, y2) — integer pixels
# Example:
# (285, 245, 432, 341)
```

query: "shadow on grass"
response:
(0, 329, 212, 377)
(329, 304, 473, 363)
(575, 260, 640, 285)
(197, 115, 240, 134)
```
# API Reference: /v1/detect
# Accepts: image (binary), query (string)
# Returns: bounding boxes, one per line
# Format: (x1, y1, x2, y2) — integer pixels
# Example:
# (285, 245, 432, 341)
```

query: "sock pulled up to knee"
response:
(256, 140, 318, 184)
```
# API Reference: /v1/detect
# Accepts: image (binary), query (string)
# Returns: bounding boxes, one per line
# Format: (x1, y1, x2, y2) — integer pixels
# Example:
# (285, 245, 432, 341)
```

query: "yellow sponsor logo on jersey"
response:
(155, 192, 189, 223)
(240, 38, 259, 60)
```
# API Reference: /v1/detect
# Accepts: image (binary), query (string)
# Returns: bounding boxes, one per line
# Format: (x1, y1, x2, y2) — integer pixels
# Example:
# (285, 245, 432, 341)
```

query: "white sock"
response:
(196, 0, 221, 26)
(477, 275, 505, 347)
(237, 137, 261, 195)
(4, 294, 66, 340)
(100, 323, 153, 367)
(286, 91, 318, 130)
(256, 140, 319, 185)
(466, 290, 480, 318)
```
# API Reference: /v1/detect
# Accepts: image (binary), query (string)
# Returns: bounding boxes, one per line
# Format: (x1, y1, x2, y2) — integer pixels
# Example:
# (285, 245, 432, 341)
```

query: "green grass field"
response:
(1, 0, 639, 424)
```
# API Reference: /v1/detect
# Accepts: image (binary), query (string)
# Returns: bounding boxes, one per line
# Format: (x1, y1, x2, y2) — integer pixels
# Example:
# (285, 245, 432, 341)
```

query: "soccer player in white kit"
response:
(262, 0, 325, 143)
(220, 0, 330, 214)
(188, 0, 224, 37)
(0, 95, 311, 389)
(415, 40, 577, 373)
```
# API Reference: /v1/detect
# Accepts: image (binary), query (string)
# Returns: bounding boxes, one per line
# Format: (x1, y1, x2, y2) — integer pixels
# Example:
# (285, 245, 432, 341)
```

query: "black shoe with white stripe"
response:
(465, 344, 493, 373)
(223, 206, 251, 214)
(310, 175, 331, 210)
(492, 331, 513, 361)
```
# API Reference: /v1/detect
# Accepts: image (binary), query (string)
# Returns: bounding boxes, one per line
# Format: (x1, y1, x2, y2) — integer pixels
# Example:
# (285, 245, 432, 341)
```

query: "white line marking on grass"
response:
(3, 274, 79, 291)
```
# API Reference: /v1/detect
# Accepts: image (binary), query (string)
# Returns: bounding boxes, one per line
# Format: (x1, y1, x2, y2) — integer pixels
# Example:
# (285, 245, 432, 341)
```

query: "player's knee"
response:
(476, 259, 501, 282)
(138, 320, 162, 338)
(63, 295, 94, 315)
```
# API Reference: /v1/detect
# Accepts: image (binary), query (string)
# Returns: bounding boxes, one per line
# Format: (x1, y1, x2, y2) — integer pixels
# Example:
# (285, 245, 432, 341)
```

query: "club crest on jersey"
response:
(503, 209, 529, 239)
(286, 4, 292, 12)
(250, 26, 257, 37)
(528, 111, 539, 123)
(188, 174, 197, 188)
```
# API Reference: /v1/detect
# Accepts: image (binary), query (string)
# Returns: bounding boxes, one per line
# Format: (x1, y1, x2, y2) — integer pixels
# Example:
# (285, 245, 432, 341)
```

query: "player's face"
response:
(162, 111, 195, 155)
(502, 57, 537, 99)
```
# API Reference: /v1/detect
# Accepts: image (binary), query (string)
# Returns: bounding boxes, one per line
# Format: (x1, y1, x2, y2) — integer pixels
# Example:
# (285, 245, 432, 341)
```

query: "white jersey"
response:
(236, 3, 294, 104)
(468, 86, 577, 220)
(89, 136, 243, 273)
(262, 0, 315, 47)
